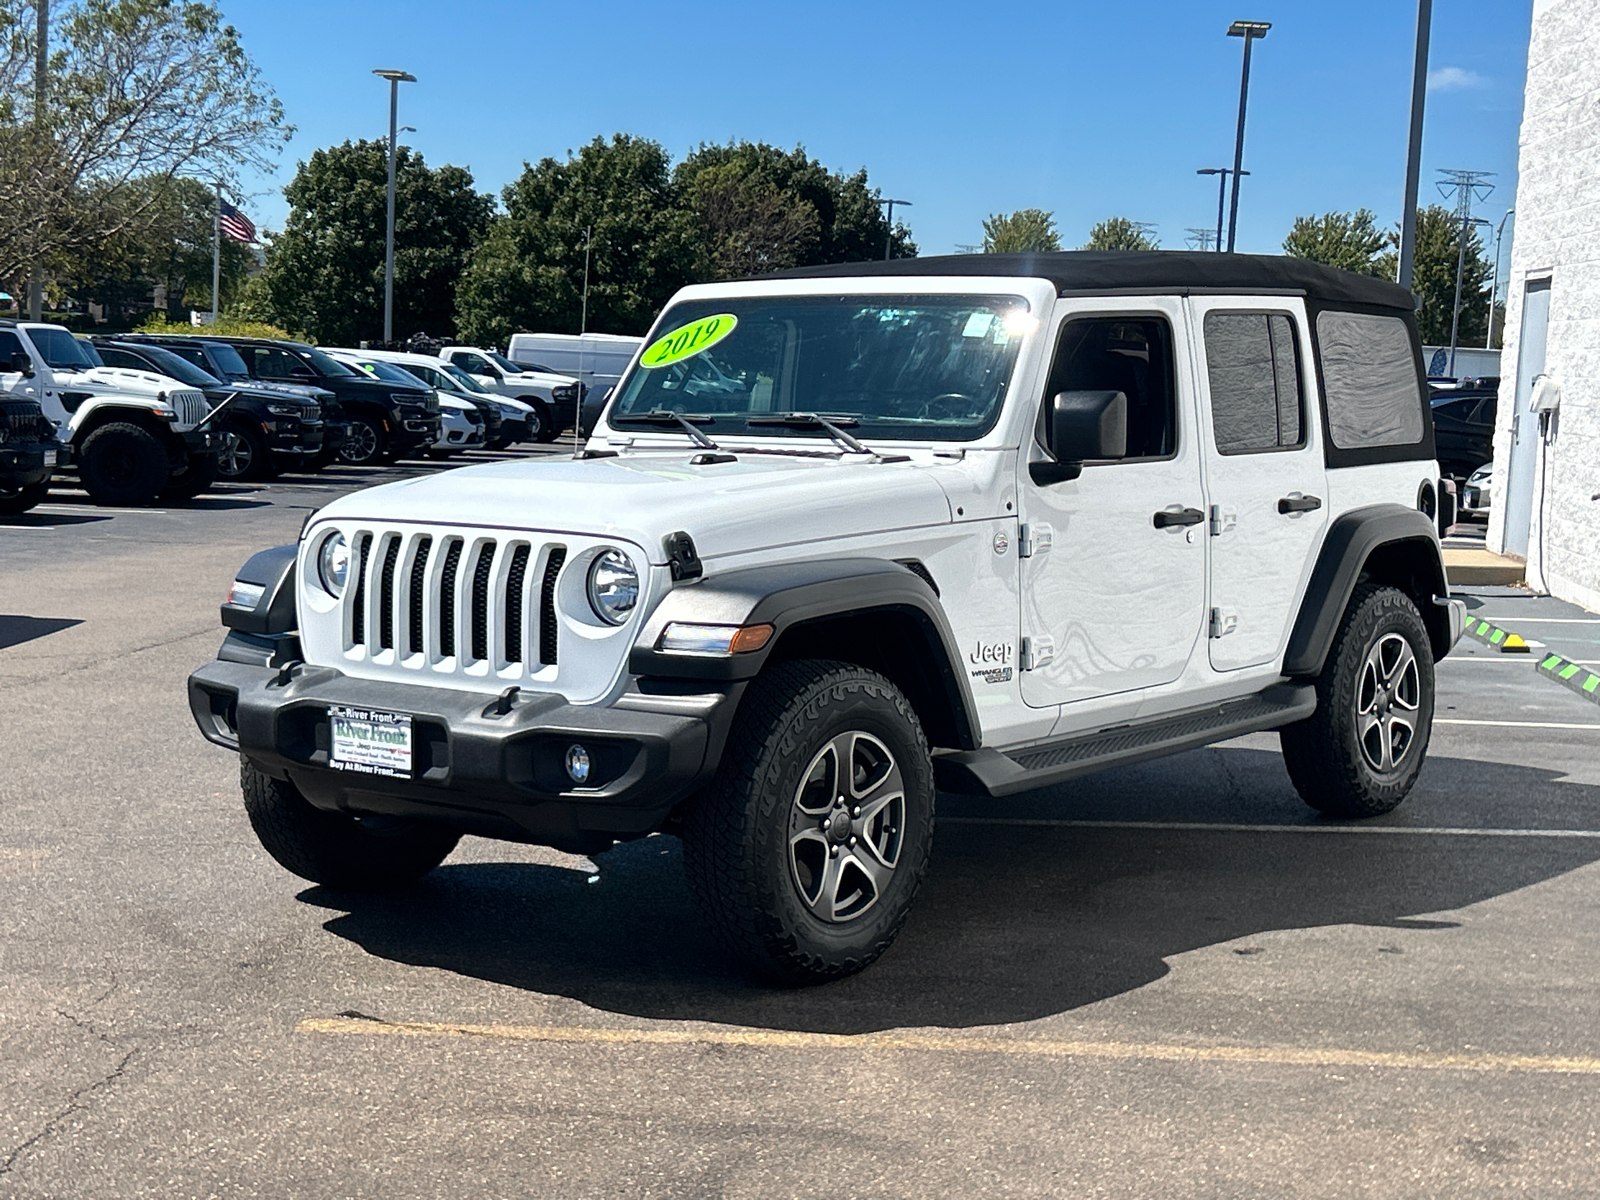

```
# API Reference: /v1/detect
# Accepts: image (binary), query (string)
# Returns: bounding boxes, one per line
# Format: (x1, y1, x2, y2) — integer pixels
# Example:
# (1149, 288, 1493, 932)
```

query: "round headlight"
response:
(317, 532, 350, 598)
(586, 549, 638, 625)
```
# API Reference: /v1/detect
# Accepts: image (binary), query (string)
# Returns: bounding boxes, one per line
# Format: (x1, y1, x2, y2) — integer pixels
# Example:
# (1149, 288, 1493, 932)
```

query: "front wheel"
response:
(77, 422, 170, 506)
(160, 453, 216, 501)
(1280, 583, 1435, 818)
(0, 478, 51, 514)
(215, 421, 270, 482)
(337, 415, 388, 466)
(240, 759, 459, 890)
(682, 660, 936, 984)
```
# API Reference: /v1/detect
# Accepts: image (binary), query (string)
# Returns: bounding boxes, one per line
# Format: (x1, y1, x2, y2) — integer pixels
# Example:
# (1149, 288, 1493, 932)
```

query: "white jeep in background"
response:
(190, 252, 1463, 984)
(0, 321, 216, 505)
(436, 345, 579, 443)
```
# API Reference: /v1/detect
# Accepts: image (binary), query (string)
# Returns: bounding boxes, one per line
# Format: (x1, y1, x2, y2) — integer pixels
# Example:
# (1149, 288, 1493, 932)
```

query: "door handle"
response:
(1277, 494, 1323, 514)
(1153, 506, 1206, 528)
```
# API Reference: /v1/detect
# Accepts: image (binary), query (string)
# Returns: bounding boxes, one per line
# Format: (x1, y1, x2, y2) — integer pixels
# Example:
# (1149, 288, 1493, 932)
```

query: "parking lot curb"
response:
(1464, 617, 1534, 654)
(1538, 652, 1600, 706)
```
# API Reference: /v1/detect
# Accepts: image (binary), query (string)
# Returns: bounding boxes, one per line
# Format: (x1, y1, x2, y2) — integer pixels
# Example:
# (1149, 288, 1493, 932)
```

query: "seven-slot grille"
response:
(339, 528, 567, 673)
(0, 398, 49, 443)
(171, 388, 209, 427)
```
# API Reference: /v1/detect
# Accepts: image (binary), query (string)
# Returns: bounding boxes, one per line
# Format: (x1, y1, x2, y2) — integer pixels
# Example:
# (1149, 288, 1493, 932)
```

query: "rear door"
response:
(1192, 298, 1326, 673)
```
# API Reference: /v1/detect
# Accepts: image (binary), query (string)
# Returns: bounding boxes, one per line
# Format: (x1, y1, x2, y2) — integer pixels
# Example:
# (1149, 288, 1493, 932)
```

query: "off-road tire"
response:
(1280, 583, 1435, 818)
(161, 453, 216, 501)
(240, 758, 459, 890)
(682, 660, 936, 984)
(337, 415, 388, 467)
(77, 422, 170, 506)
(0, 478, 51, 514)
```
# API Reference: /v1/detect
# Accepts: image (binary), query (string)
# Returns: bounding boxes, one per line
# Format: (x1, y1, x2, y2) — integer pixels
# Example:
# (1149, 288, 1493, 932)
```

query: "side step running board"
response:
(932, 683, 1316, 798)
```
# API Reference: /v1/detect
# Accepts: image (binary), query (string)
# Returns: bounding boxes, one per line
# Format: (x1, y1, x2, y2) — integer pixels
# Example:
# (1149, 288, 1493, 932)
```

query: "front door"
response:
(1502, 278, 1551, 558)
(1018, 301, 1208, 708)
(1192, 298, 1327, 672)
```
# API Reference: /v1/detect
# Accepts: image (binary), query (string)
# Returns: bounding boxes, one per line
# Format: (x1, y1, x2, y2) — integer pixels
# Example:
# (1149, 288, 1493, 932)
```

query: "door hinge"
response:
(1020, 635, 1055, 671)
(1209, 608, 1238, 638)
(1019, 522, 1053, 557)
(1209, 505, 1237, 536)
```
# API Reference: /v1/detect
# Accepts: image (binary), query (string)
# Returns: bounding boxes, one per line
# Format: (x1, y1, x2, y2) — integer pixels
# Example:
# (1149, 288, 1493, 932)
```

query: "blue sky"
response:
(229, 0, 1529, 262)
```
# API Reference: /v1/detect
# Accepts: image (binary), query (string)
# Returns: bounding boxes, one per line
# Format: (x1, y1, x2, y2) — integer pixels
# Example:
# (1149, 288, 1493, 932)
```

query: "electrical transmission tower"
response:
(1436, 168, 1495, 375)
(1186, 227, 1218, 251)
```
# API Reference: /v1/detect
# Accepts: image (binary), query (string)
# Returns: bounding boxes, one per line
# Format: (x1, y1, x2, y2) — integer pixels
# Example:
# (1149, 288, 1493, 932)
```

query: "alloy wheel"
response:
(1357, 632, 1420, 772)
(217, 430, 252, 477)
(786, 731, 905, 923)
(339, 420, 379, 464)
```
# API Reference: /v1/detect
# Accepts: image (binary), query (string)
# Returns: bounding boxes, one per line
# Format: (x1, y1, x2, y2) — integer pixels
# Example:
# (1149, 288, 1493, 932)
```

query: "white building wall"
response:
(1489, 0, 1600, 611)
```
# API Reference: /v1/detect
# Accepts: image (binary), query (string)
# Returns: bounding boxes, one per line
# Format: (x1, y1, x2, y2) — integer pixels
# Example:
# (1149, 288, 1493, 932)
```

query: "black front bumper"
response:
(0, 441, 66, 488)
(188, 647, 740, 852)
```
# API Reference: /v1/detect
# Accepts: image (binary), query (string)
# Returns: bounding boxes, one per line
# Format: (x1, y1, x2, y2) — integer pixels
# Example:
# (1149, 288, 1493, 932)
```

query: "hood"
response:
(242, 379, 334, 402)
(60, 366, 179, 398)
(314, 450, 954, 564)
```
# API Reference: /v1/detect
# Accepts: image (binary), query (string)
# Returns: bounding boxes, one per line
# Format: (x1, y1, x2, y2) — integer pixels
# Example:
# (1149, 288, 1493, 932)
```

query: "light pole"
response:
(372, 68, 416, 344)
(1485, 208, 1513, 349)
(1224, 20, 1269, 253)
(1198, 167, 1248, 251)
(1398, 0, 1433, 290)
(879, 198, 912, 260)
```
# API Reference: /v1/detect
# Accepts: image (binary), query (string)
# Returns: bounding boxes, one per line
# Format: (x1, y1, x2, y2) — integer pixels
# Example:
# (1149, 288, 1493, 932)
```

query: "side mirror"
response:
(9, 351, 34, 377)
(1030, 390, 1128, 485)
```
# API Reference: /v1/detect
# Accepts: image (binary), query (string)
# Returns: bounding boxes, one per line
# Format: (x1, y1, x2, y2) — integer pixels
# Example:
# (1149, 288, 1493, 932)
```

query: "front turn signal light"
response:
(658, 622, 774, 656)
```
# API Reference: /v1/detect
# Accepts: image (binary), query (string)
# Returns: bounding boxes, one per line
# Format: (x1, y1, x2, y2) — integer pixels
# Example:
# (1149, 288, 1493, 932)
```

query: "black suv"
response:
(204, 338, 438, 466)
(0, 391, 68, 514)
(93, 339, 331, 482)
(1429, 385, 1497, 480)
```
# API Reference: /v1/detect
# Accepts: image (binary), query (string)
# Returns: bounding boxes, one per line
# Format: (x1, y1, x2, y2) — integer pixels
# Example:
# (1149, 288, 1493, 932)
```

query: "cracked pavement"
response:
(4, 462, 1600, 1197)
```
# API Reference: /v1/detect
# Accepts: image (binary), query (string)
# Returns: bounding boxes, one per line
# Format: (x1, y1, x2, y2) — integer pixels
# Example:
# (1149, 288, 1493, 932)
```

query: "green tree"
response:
(1083, 217, 1160, 251)
(673, 142, 914, 273)
(1282, 208, 1389, 275)
(259, 140, 493, 344)
(456, 134, 694, 346)
(59, 176, 254, 325)
(0, 0, 289, 295)
(1377, 205, 1492, 345)
(981, 209, 1060, 253)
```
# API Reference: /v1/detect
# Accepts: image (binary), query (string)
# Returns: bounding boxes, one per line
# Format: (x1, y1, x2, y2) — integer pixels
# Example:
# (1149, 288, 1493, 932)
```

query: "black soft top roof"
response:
(769, 251, 1414, 312)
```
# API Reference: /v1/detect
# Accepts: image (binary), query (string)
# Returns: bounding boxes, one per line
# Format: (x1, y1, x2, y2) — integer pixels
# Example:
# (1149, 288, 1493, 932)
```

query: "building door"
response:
(1191, 299, 1327, 672)
(1502, 279, 1551, 558)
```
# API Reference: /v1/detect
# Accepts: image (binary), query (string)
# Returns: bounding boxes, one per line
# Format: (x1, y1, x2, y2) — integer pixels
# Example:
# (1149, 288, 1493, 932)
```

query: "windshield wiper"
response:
(745, 412, 908, 463)
(611, 410, 720, 449)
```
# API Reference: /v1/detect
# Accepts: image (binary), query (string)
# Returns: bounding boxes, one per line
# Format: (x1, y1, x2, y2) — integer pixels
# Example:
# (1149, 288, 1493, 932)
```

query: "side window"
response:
(97, 348, 145, 371)
(1315, 310, 1425, 449)
(165, 345, 206, 369)
(1043, 316, 1176, 459)
(458, 353, 490, 373)
(253, 348, 303, 379)
(1204, 312, 1304, 453)
(0, 329, 27, 362)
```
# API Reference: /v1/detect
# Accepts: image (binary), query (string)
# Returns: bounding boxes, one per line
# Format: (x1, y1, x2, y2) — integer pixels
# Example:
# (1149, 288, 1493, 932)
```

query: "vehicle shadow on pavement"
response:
(0, 615, 83, 650)
(302, 749, 1600, 1035)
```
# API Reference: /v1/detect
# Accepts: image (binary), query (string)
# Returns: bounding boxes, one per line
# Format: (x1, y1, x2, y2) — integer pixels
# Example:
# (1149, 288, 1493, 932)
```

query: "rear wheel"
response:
(337, 415, 388, 466)
(77, 422, 170, 506)
(240, 759, 459, 890)
(0, 478, 51, 514)
(682, 660, 936, 984)
(1280, 583, 1435, 818)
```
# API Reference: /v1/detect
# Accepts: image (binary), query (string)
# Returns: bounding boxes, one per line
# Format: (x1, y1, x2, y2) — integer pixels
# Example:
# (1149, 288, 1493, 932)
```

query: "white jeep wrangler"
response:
(190, 253, 1464, 983)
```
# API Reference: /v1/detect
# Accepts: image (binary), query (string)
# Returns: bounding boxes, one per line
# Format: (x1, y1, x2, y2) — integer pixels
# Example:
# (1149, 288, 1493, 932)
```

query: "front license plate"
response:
(329, 706, 413, 778)
(43, 450, 56, 466)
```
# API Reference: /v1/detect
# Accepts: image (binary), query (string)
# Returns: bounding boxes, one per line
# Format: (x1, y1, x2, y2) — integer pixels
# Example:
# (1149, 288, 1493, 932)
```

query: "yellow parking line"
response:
(297, 1016, 1600, 1075)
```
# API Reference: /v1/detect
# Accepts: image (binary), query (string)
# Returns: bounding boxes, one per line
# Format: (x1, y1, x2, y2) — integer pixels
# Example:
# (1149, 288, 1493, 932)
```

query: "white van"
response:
(506, 333, 642, 392)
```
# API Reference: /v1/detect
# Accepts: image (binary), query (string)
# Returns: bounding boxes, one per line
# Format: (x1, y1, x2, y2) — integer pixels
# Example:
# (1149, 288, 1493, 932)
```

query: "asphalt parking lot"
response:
(4, 459, 1600, 1198)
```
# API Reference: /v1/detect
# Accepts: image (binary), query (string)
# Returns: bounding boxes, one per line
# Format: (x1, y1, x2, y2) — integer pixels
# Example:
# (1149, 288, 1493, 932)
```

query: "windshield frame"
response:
(31, 327, 102, 371)
(440, 362, 491, 393)
(486, 351, 527, 374)
(296, 345, 358, 378)
(605, 290, 1035, 446)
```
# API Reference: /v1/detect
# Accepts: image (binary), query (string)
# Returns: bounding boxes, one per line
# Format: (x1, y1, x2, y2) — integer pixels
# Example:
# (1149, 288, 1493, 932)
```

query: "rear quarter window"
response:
(1315, 311, 1425, 450)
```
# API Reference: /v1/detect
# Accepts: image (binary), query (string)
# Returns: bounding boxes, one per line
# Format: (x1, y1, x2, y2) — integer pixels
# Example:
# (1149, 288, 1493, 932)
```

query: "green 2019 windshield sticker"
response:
(640, 313, 738, 368)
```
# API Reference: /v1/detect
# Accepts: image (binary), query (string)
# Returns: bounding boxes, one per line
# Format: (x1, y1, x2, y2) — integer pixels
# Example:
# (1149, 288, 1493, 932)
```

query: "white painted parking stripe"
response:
(1435, 718, 1600, 729)
(937, 818, 1600, 839)
(35, 504, 168, 515)
(1485, 618, 1600, 624)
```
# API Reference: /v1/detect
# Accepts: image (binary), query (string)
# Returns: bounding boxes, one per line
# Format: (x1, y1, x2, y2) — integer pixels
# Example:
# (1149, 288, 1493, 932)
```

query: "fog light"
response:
(565, 744, 591, 785)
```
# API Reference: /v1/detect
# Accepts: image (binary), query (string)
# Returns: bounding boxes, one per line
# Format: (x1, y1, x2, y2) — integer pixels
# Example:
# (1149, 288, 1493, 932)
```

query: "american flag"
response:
(219, 199, 257, 244)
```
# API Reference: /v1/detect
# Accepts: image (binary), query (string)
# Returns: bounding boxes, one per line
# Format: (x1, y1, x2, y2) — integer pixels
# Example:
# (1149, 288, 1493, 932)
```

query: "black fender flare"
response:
(221, 543, 298, 635)
(1282, 504, 1451, 677)
(630, 557, 980, 751)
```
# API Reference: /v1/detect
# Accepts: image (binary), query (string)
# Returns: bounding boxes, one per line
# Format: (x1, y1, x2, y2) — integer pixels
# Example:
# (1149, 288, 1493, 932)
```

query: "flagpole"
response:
(212, 185, 221, 323)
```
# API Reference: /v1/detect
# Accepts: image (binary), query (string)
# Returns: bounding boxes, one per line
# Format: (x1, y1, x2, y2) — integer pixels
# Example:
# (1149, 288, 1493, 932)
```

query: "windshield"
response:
(486, 351, 525, 373)
(353, 359, 430, 388)
(441, 363, 491, 393)
(298, 346, 357, 377)
(610, 295, 1030, 443)
(202, 342, 251, 381)
(124, 345, 219, 387)
(31, 328, 101, 370)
